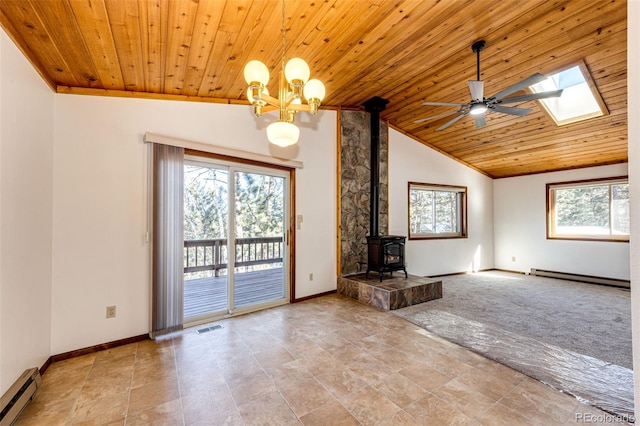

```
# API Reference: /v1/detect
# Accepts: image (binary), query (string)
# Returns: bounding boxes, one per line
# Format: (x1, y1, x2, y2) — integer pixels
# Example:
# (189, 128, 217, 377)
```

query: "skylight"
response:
(530, 61, 608, 126)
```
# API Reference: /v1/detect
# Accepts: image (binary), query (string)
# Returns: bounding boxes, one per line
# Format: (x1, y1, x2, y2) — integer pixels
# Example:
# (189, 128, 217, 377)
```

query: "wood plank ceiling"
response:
(0, 0, 627, 178)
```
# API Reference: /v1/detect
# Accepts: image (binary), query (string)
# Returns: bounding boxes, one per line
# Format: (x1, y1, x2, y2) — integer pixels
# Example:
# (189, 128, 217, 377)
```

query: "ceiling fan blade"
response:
(499, 90, 564, 104)
(490, 73, 548, 101)
(437, 113, 467, 131)
(468, 80, 484, 102)
(422, 101, 468, 107)
(492, 105, 532, 116)
(414, 110, 461, 124)
(475, 115, 486, 128)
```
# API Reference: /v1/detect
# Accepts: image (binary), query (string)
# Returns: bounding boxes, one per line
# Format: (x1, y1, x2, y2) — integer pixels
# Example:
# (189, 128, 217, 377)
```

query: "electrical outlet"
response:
(511, 256, 516, 262)
(106, 305, 116, 319)
(309, 273, 314, 281)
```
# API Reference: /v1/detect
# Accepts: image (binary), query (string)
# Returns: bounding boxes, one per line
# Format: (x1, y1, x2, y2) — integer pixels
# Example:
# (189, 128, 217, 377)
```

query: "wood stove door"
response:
(383, 241, 404, 266)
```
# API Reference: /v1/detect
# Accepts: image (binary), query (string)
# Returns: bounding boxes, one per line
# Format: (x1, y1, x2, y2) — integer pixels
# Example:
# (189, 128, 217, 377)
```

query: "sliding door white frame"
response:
(183, 154, 291, 327)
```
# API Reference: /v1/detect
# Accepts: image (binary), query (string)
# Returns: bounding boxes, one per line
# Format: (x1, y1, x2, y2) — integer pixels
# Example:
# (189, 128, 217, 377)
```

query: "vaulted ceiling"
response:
(0, 0, 627, 178)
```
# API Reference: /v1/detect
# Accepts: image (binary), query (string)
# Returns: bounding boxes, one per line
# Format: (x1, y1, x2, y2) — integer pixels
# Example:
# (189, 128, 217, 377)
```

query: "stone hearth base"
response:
(337, 273, 442, 310)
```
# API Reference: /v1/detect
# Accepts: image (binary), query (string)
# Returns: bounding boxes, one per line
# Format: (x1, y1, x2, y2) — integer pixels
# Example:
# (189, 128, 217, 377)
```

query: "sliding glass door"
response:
(231, 171, 286, 309)
(183, 164, 229, 318)
(183, 157, 289, 322)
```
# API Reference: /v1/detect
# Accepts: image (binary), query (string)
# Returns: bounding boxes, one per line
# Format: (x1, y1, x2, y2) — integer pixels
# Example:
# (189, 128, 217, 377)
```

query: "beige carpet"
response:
(395, 270, 631, 368)
(393, 270, 634, 419)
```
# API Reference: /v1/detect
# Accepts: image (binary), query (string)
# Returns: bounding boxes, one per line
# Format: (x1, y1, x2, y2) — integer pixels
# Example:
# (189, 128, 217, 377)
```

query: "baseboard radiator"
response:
(0, 368, 42, 426)
(530, 268, 630, 289)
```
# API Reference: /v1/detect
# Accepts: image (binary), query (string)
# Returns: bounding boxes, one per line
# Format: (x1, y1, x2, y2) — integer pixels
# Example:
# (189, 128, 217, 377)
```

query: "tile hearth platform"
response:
(337, 273, 442, 310)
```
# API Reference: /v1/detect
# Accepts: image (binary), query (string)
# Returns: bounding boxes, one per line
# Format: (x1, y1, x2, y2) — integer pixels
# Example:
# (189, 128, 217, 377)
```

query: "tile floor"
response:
(15, 294, 627, 425)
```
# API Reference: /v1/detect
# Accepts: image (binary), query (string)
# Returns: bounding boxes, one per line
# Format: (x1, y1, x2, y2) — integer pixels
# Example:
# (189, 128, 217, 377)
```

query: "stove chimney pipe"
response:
(362, 96, 389, 238)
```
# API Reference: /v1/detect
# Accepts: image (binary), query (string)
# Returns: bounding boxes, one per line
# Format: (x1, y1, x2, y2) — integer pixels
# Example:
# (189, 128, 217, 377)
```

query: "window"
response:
(408, 182, 467, 239)
(547, 177, 629, 241)
(530, 60, 608, 126)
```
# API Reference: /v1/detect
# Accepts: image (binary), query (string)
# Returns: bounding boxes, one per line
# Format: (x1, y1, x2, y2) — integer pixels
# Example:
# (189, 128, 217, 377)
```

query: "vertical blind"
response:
(151, 143, 184, 337)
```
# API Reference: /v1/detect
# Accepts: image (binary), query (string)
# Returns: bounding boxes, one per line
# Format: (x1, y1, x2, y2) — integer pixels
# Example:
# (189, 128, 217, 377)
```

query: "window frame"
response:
(546, 176, 629, 242)
(407, 182, 468, 240)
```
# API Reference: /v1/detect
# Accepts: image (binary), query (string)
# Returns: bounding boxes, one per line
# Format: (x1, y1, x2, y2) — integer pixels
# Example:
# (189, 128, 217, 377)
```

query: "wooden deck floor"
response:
(184, 267, 284, 318)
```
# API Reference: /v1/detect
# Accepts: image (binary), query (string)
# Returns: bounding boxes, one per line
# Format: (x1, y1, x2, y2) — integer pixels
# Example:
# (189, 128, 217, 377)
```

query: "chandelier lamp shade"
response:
(243, 1, 326, 147)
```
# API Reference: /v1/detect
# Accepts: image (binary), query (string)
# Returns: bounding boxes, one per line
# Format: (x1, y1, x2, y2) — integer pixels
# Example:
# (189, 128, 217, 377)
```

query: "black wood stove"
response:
(366, 235, 407, 281)
(362, 97, 408, 282)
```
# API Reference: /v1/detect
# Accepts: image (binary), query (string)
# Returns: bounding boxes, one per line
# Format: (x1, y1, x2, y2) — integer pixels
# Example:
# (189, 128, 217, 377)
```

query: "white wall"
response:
(51, 95, 336, 354)
(627, 0, 640, 414)
(388, 129, 495, 276)
(0, 31, 54, 393)
(494, 164, 630, 280)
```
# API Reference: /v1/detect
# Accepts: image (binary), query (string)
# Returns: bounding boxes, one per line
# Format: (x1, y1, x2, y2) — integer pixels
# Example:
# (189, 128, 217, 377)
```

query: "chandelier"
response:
(243, 0, 326, 147)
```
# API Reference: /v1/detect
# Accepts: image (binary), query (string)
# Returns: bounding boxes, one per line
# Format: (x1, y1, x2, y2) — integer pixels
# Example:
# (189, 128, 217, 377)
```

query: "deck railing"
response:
(184, 236, 283, 275)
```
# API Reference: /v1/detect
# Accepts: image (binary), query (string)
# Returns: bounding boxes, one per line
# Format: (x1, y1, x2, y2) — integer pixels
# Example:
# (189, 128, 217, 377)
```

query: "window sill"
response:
(409, 234, 468, 240)
(547, 235, 629, 243)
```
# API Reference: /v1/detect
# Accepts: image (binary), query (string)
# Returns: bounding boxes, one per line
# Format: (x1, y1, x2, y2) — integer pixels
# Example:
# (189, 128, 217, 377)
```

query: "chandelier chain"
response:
(243, 0, 325, 147)
(281, 0, 286, 71)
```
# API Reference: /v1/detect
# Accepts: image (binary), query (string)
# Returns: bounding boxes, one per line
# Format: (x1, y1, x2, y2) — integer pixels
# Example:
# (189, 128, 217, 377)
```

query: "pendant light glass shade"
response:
(267, 121, 300, 147)
(303, 79, 326, 102)
(284, 58, 310, 83)
(243, 60, 270, 85)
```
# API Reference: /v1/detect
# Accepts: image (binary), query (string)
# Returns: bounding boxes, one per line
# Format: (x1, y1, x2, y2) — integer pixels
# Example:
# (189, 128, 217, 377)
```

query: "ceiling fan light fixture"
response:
(470, 103, 487, 115)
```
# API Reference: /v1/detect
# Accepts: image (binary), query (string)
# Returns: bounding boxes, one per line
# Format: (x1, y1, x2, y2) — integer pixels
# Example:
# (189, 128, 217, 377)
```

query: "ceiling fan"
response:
(415, 40, 563, 130)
